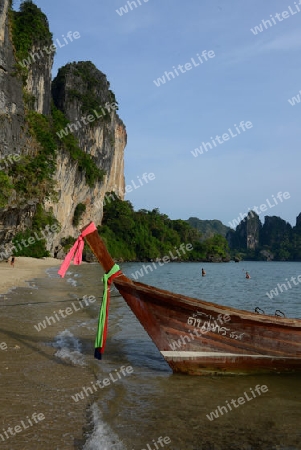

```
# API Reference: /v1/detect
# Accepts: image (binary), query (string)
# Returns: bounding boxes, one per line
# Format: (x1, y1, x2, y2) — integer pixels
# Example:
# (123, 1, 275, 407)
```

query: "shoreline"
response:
(0, 257, 62, 295)
(0, 257, 96, 449)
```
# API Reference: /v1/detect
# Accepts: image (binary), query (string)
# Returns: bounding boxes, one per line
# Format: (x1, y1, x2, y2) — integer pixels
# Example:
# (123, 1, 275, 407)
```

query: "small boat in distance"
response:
(83, 223, 301, 376)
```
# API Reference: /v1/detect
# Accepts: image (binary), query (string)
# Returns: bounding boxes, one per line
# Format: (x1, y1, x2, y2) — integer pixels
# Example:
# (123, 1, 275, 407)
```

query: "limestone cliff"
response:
(0, 1, 126, 257)
(50, 62, 126, 253)
(226, 211, 261, 251)
(295, 213, 301, 230)
(261, 216, 292, 249)
(0, 0, 36, 244)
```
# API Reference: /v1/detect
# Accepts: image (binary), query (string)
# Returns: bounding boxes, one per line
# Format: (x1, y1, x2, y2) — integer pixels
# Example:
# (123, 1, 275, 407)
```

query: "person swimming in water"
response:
(202, 268, 206, 276)
(246, 271, 250, 279)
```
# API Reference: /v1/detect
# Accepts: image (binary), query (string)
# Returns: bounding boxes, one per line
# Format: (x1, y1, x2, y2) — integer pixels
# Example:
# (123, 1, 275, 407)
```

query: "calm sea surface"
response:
(0, 261, 300, 450)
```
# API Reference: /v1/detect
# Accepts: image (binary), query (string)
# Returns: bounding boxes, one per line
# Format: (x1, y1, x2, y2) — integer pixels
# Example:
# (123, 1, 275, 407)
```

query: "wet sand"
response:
(0, 257, 61, 295)
(0, 266, 101, 450)
(0, 262, 301, 449)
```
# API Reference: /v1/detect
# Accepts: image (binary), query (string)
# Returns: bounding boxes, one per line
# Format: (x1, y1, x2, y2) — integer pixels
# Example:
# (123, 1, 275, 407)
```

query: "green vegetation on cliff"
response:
(188, 217, 230, 239)
(51, 106, 105, 186)
(12, 204, 60, 258)
(11, 1, 53, 81)
(11, 1, 52, 58)
(8, 110, 56, 200)
(73, 203, 86, 226)
(12, 228, 50, 258)
(98, 194, 230, 261)
(9, 3, 106, 193)
(52, 62, 117, 123)
(0, 172, 13, 208)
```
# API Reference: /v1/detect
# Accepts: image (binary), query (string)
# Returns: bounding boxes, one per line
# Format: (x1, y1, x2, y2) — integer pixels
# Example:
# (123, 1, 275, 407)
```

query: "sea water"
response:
(0, 261, 300, 450)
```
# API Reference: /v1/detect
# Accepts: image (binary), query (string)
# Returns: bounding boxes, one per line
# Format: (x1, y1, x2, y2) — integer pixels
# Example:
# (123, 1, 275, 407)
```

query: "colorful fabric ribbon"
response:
(94, 264, 122, 360)
(58, 222, 97, 278)
(57, 222, 121, 360)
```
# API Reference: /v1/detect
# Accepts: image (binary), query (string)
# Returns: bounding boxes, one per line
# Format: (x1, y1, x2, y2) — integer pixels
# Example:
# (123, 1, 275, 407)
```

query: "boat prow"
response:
(83, 223, 301, 376)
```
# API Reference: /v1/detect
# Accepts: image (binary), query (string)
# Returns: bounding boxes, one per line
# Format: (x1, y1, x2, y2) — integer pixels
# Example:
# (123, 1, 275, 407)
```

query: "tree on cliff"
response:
(98, 194, 230, 261)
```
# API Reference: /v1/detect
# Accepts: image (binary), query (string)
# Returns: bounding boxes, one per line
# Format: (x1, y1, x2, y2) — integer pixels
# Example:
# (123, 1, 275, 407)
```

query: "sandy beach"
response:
(0, 261, 100, 450)
(0, 257, 61, 295)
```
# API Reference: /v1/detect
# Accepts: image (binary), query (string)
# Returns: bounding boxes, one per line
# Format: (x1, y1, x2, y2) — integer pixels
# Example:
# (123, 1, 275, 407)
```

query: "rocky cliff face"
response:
(0, 2, 126, 257)
(0, 0, 35, 244)
(226, 211, 261, 251)
(226, 212, 301, 261)
(50, 62, 126, 247)
(261, 216, 292, 248)
(25, 44, 53, 115)
(0, 0, 26, 159)
(48, 62, 126, 253)
(295, 213, 301, 230)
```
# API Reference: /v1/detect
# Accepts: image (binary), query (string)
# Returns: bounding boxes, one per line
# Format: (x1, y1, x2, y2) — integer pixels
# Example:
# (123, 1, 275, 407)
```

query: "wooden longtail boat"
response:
(83, 223, 301, 376)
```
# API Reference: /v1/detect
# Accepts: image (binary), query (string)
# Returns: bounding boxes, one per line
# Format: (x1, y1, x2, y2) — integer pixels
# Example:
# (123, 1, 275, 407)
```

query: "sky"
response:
(13, 0, 301, 228)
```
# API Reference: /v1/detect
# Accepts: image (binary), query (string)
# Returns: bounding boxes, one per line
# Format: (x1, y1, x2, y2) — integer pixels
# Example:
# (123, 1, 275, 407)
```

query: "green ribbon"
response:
(95, 264, 121, 352)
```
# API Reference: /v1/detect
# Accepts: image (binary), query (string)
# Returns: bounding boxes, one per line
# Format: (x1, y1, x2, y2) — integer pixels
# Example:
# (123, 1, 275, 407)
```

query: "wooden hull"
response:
(83, 225, 301, 375)
(113, 278, 301, 375)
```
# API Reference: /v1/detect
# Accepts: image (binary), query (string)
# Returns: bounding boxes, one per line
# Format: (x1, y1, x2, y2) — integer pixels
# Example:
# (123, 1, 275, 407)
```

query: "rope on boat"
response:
(255, 306, 287, 317)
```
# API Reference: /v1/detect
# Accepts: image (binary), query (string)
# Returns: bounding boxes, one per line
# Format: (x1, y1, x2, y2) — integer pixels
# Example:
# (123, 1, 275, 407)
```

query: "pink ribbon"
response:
(58, 222, 97, 278)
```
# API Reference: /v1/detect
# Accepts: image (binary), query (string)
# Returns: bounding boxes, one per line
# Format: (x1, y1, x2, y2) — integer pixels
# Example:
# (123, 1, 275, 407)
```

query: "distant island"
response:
(79, 194, 301, 262)
(226, 211, 301, 261)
